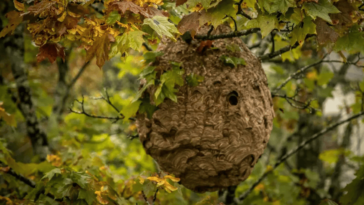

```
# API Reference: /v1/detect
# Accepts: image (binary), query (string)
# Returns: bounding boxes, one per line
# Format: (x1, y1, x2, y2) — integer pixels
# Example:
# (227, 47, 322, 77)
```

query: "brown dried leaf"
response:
(196, 40, 213, 53)
(36, 43, 66, 63)
(108, 1, 149, 17)
(144, 6, 169, 17)
(330, 0, 357, 33)
(176, 0, 188, 6)
(177, 12, 201, 38)
(27, 0, 56, 16)
(0, 11, 23, 38)
(315, 18, 339, 45)
(85, 33, 115, 68)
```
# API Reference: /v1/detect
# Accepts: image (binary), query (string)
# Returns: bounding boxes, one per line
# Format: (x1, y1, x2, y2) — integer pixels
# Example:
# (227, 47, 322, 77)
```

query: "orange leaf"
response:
(36, 43, 66, 63)
(108, 1, 149, 17)
(0, 11, 23, 38)
(85, 33, 115, 68)
(196, 40, 213, 53)
(178, 12, 201, 38)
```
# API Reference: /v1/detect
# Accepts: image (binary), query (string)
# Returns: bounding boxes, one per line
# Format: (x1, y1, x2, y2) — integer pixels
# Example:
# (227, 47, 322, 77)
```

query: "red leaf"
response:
(196, 40, 213, 53)
(36, 43, 65, 63)
(108, 1, 149, 17)
(177, 12, 201, 38)
(0, 11, 23, 38)
(85, 33, 115, 68)
(176, 0, 188, 6)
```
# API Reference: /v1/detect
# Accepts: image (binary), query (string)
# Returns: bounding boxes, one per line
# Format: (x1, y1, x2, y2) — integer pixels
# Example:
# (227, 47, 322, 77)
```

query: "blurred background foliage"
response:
(0, 0, 364, 205)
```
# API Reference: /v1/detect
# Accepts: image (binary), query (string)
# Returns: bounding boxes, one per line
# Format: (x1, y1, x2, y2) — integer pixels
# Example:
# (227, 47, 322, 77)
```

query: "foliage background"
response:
(0, 0, 364, 204)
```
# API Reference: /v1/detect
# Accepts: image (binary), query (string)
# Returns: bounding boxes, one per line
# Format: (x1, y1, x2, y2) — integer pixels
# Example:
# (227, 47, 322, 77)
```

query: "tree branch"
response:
(69, 95, 125, 122)
(259, 34, 316, 61)
(194, 28, 260, 40)
(237, 111, 364, 202)
(1, 166, 62, 202)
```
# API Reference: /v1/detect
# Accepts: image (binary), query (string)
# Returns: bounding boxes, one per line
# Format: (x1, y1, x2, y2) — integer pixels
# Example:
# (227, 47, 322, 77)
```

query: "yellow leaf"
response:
(254, 183, 265, 192)
(13, 0, 24, 11)
(306, 70, 317, 80)
(266, 165, 273, 172)
(0, 103, 16, 127)
(164, 175, 180, 182)
(46, 154, 62, 167)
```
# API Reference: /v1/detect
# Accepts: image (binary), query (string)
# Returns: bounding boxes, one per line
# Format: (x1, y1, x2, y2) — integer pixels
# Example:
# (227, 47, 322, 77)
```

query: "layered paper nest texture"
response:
(137, 25, 275, 192)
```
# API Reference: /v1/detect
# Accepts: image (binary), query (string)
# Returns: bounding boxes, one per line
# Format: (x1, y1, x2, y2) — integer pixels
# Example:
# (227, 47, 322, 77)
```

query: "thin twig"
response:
(153, 189, 159, 203)
(143, 42, 153, 51)
(235, 0, 252, 20)
(270, 32, 275, 55)
(69, 95, 125, 122)
(228, 16, 238, 32)
(68, 61, 91, 90)
(273, 57, 327, 93)
(141, 191, 151, 205)
(237, 111, 364, 202)
(259, 34, 316, 60)
(194, 28, 260, 40)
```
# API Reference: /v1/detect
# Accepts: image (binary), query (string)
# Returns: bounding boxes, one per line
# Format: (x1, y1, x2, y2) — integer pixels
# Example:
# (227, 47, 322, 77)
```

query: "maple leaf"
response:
(36, 43, 66, 63)
(110, 30, 146, 57)
(199, 0, 236, 27)
(302, 0, 340, 23)
(143, 16, 180, 40)
(0, 11, 23, 38)
(246, 13, 278, 38)
(330, 0, 357, 33)
(86, 33, 115, 68)
(177, 12, 201, 38)
(108, 1, 149, 17)
(258, 0, 296, 14)
(290, 16, 316, 46)
(27, 0, 57, 16)
(315, 18, 339, 46)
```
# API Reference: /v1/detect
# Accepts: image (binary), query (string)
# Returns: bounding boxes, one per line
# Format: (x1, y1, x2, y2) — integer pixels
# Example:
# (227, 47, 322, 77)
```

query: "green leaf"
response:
(319, 149, 345, 164)
(317, 69, 333, 86)
(143, 180, 157, 197)
(186, 73, 204, 87)
(139, 98, 158, 119)
(258, 0, 296, 14)
(143, 52, 164, 64)
(220, 56, 246, 68)
(246, 13, 278, 37)
(303, 0, 340, 23)
(106, 11, 121, 25)
(121, 100, 142, 121)
(111, 30, 145, 57)
(290, 16, 316, 46)
(70, 172, 90, 189)
(143, 16, 180, 40)
(199, 0, 236, 27)
(340, 165, 364, 205)
(334, 26, 364, 54)
(78, 189, 96, 205)
(42, 168, 62, 181)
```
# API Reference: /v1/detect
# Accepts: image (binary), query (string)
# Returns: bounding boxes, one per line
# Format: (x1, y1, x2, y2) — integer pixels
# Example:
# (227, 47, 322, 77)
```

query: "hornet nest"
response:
(136, 25, 275, 192)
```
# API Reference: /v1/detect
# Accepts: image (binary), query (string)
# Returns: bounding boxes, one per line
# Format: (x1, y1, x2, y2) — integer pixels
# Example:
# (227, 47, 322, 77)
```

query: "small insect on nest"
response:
(136, 25, 275, 192)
